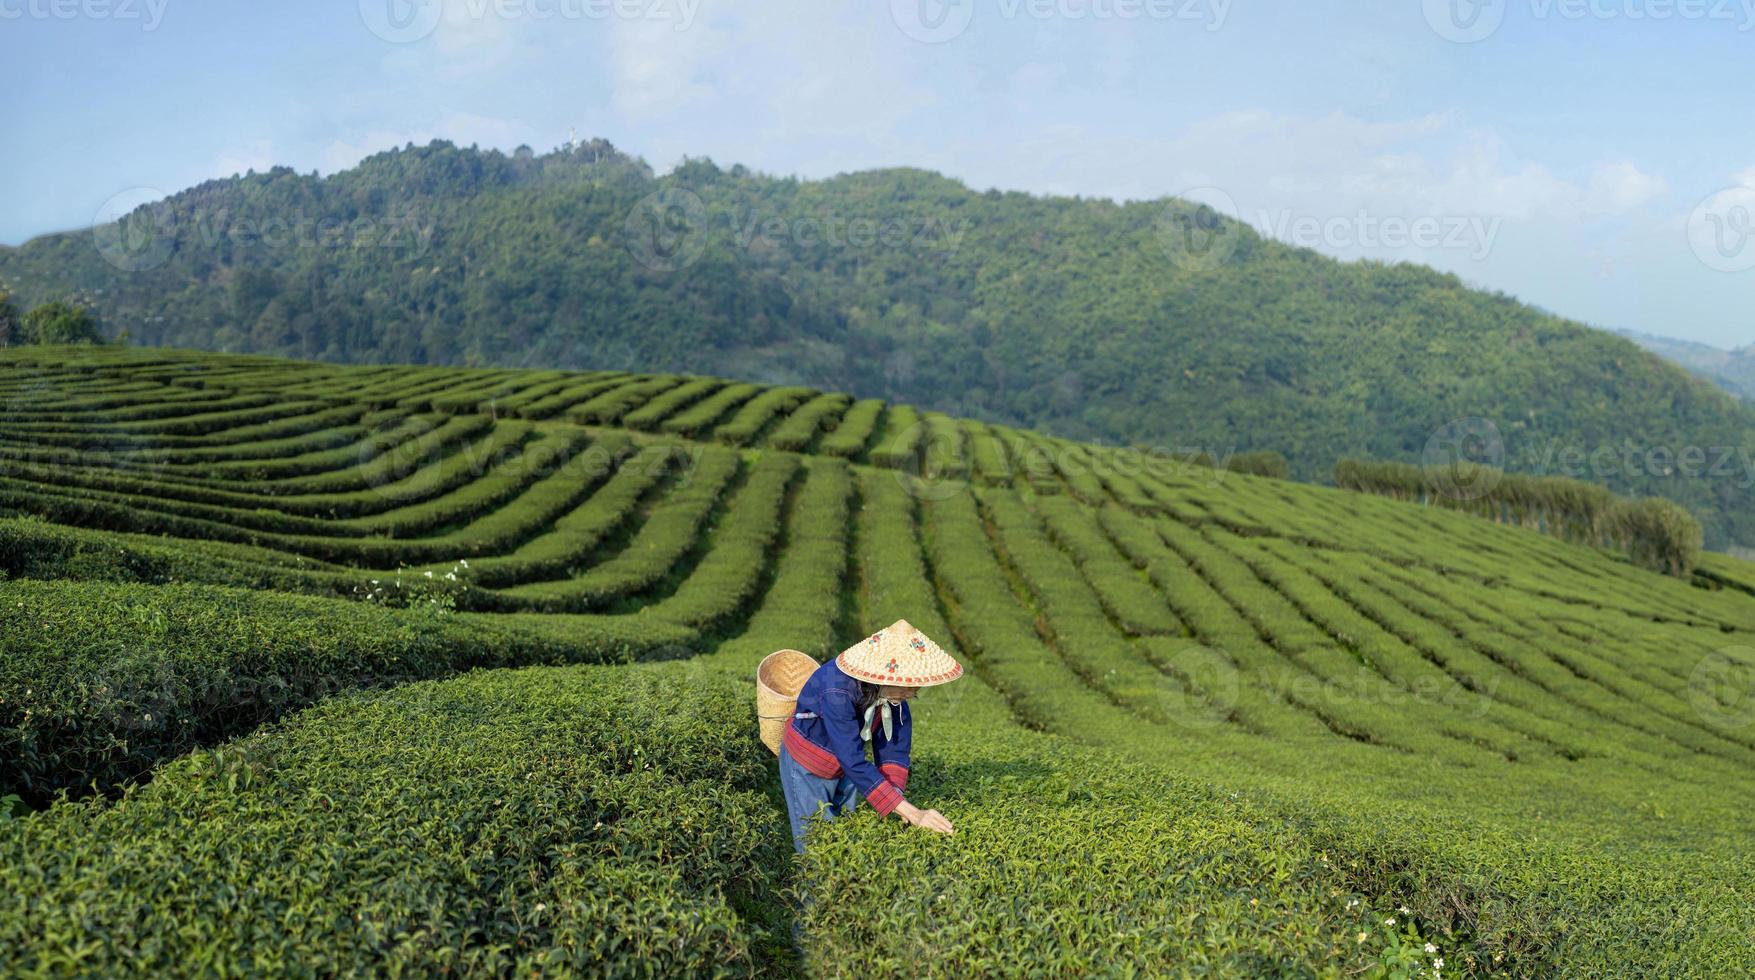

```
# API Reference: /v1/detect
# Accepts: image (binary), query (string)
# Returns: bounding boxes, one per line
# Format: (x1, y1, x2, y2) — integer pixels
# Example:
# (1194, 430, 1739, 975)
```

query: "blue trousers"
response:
(777, 740, 859, 853)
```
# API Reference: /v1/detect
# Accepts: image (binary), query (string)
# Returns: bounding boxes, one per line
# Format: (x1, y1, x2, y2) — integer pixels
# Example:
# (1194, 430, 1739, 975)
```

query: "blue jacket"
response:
(782, 658, 912, 816)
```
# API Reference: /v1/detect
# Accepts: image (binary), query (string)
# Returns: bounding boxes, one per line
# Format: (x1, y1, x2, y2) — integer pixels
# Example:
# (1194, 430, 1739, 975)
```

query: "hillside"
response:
(1618, 328, 1755, 401)
(5, 140, 1755, 549)
(3, 346, 1754, 974)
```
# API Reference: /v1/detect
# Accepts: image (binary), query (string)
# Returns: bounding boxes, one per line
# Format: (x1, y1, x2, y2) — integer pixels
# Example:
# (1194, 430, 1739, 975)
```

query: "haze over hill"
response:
(1618, 328, 1755, 402)
(4, 139, 1754, 548)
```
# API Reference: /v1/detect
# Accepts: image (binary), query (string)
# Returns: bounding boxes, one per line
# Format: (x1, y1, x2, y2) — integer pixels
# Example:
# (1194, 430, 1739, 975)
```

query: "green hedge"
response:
(566, 376, 682, 425)
(763, 391, 851, 452)
(966, 421, 1012, 486)
(494, 446, 744, 612)
(0, 393, 282, 434)
(500, 373, 629, 418)
(0, 516, 355, 592)
(246, 413, 490, 490)
(641, 452, 801, 630)
(0, 664, 793, 975)
(1034, 496, 1183, 635)
(711, 386, 815, 446)
(1229, 450, 1290, 479)
(817, 398, 883, 458)
(621, 377, 722, 431)
(0, 402, 361, 450)
(867, 404, 922, 470)
(706, 458, 852, 664)
(451, 440, 680, 588)
(797, 724, 1376, 976)
(0, 429, 613, 565)
(1335, 457, 1705, 577)
(0, 577, 694, 804)
(658, 382, 760, 438)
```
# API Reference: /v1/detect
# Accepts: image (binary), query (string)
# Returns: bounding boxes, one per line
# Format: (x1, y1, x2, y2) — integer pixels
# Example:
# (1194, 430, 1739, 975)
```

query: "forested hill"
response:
(5, 138, 1755, 548)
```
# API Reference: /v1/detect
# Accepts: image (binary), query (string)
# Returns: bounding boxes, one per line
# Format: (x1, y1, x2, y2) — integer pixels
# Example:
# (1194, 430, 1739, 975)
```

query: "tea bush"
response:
(867, 403, 922, 470)
(712, 385, 815, 445)
(0, 577, 691, 803)
(7, 347, 1755, 975)
(504, 373, 631, 419)
(967, 420, 1013, 486)
(621, 376, 722, 430)
(0, 664, 795, 976)
(495, 446, 744, 612)
(817, 397, 883, 458)
(567, 375, 682, 425)
(764, 391, 851, 452)
(641, 452, 800, 630)
(660, 382, 761, 437)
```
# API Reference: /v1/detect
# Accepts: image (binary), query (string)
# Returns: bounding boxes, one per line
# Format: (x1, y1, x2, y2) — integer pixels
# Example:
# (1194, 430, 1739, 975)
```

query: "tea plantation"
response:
(2, 346, 1753, 976)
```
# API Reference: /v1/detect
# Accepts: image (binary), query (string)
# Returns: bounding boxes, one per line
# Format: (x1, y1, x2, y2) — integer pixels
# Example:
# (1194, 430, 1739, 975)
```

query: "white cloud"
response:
(1585, 162, 1668, 214)
(605, 3, 934, 152)
(955, 110, 1664, 235)
(607, 15, 727, 116)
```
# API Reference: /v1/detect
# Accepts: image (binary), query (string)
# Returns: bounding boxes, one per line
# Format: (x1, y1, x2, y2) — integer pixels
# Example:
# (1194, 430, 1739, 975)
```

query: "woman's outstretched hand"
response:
(894, 800, 954, 836)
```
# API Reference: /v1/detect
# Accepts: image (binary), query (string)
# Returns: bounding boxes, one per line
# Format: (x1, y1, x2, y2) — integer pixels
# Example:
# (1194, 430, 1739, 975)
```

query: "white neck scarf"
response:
(861, 699, 900, 742)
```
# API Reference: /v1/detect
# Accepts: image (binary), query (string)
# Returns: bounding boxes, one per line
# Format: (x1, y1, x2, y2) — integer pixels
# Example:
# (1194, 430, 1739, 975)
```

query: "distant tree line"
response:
(1335, 458, 1703, 578)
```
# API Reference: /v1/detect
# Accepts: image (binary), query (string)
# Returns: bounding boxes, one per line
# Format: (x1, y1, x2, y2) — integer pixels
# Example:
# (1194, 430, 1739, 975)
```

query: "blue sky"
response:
(4, 0, 1754, 346)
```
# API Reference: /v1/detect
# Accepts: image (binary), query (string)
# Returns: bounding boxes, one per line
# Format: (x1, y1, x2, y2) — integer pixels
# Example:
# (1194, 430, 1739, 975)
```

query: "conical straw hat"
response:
(835, 619, 963, 687)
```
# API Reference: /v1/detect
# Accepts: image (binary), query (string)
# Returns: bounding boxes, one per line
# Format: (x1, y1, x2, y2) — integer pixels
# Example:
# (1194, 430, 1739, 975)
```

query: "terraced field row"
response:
(4, 346, 1755, 974)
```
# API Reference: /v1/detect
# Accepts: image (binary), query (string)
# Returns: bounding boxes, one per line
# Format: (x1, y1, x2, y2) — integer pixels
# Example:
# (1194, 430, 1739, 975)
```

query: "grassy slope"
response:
(1, 346, 1753, 975)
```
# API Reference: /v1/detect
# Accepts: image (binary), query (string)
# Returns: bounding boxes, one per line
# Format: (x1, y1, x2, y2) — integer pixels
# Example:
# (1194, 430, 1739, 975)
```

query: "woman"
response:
(778, 618, 961, 852)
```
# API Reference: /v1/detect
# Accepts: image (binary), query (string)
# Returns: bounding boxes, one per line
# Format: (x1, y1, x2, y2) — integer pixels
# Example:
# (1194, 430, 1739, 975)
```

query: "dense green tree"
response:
(19, 300, 105, 345)
(0, 291, 20, 347)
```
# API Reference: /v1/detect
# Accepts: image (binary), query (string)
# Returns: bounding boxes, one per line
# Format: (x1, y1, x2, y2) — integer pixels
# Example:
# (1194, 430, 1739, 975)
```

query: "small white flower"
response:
(1384, 917, 1397, 926)
(1425, 942, 1437, 954)
(424, 570, 434, 579)
(1398, 905, 1411, 915)
(445, 572, 457, 581)
(1434, 958, 1443, 969)
(459, 559, 469, 568)
(534, 903, 546, 912)
(143, 714, 152, 722)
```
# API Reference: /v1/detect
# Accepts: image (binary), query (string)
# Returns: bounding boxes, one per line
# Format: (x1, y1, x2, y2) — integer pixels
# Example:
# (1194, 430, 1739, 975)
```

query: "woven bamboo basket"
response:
(756, 648, 819, 756)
